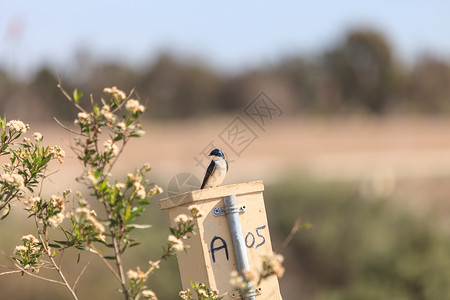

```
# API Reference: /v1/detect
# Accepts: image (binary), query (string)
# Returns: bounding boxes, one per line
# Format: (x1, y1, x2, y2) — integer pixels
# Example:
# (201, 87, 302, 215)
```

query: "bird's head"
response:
(209, 148, 225, 159)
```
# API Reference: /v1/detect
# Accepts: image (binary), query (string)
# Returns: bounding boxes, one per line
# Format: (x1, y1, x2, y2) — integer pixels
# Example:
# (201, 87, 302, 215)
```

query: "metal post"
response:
(224, 195, 256, 300)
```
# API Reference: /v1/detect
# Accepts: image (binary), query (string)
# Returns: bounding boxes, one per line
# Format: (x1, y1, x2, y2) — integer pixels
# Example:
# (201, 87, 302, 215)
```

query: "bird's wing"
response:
(200, 160, 216, 189)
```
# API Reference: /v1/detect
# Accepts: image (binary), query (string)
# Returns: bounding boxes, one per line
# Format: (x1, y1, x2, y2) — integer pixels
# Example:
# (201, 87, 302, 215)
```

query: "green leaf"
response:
(124, 204, 131, 221)
(13, 142, 30, 148)
(1, 203, 11, 220)
(54, 240, 75, 246)
(54, 240, 69, 245)
(103, 256, 116, 260)
(129, 242, 141, 247)
(73, 89, 83, 103)
(127, 224, 152, 229)
(75, 245, 97, 253)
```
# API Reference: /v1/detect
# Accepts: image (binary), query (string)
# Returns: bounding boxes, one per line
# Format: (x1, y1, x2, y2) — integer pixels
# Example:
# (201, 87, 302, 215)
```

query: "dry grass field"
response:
(32, 115, 450, 223)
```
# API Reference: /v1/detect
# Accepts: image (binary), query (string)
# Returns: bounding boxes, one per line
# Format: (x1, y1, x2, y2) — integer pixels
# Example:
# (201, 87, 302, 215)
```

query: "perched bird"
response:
(200, 148, 228, 189)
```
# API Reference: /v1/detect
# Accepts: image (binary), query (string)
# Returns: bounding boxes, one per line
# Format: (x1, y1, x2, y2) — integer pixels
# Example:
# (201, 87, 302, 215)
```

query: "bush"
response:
(266, 178, 450, 299)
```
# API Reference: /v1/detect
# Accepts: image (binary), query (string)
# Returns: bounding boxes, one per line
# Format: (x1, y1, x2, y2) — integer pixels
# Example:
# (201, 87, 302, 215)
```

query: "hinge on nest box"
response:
(213, 203, 247, 217)
(228, 287, 262, 299)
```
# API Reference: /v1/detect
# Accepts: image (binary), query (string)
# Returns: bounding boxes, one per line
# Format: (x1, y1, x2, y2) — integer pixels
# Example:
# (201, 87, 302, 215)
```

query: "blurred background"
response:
(1, 1, 450, 299)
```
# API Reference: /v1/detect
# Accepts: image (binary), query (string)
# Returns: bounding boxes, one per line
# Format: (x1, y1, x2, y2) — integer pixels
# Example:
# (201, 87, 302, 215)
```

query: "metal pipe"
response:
(224, 195, 256, 300)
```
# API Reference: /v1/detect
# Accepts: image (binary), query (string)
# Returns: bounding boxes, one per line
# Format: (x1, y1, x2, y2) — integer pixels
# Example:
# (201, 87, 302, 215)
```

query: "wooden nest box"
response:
(159, 180, 282, 299)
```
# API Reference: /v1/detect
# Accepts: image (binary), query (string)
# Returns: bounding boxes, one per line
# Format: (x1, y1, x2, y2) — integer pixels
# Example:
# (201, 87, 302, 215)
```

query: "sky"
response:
(1, 1, 450, 77)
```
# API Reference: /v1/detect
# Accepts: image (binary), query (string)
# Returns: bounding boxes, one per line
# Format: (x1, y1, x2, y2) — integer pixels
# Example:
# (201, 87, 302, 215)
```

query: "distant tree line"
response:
(1, 28, 450, 122)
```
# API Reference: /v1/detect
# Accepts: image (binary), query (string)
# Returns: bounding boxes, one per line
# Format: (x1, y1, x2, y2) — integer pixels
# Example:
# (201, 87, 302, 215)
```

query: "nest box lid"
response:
(159, 180, 264, 210)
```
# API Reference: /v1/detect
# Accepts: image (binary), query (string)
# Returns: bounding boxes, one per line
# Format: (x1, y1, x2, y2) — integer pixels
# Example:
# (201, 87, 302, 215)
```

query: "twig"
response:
(111, 87, 135, 113)
(0, 270, 22, 276)
(106, 138, 128, 174)
(34, 216, 79, 300)
(0, 254, 63, 283)
(57, 76, 87, 113)
(73, 261, 90, 291)
(10, 263, 66, 286)
(281, 217, 304, 249)
(38, 170, 46, 197)
(112, 234, 129, 300)
(101, 201, 129, 300)
(89, 245, 120, 281)
(54, 117, 87, 136)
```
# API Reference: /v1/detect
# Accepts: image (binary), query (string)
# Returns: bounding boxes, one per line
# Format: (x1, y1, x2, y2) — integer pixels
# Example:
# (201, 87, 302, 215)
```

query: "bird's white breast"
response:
(204, 157, 227, 188)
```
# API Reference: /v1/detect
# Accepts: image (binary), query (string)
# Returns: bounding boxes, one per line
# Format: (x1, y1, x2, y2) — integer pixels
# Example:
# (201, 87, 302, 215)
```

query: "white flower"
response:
(1, 173, 25, 188)
(76, 207, 105, 232)
(0, 173, 11, 182)
(100, 105, 116, 122)
(135, 184, 146, 199)
(230, 270, 247, 290)
(127, 267, 146, 281)
(179, 290, 190, 300)
(48, 145, 65, 163)
(104, 86, 126, 100)
(100, 105, 110, 113)
(125, 99, 145, 113)
(24, 196, 40, 209)
(168, 235, 184, 252)
(148, 260, 160, 270)
(21, 234, 39, 244)
(261, 252, 285, 278)
(174, 214, 190, 224)
(91, 220, 104, 233)
(127, 269, 138, 280)
(50, 195, 65, 211)
(149, 185, 163, 195)
(127, 173, 135, 181)
(133, 129, 146, 137)
(88, 215, 105, 233)
(117, 121, 127, 131)
(63, 188, 72, 197)
(14, 245, 28, 254)
(76, 111, 91, 125)
(188, 204, 204, 218)
(33, 132, 42, 142)
(115, 182, 126, 190)
(85, 171, 98, 185)
(242, 269, 256, 283)
(75, 207, 90, 215)
(141, 289, 157, 299)
(103, 139, 119, 156)
(6, 120, 29, 133)
(48, 212, 65, 228)
(12, 173, 25, 188)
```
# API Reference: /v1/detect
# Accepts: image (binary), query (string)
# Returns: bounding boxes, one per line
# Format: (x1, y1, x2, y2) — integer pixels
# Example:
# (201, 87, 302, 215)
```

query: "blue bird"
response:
(200, 148, 228, 189)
